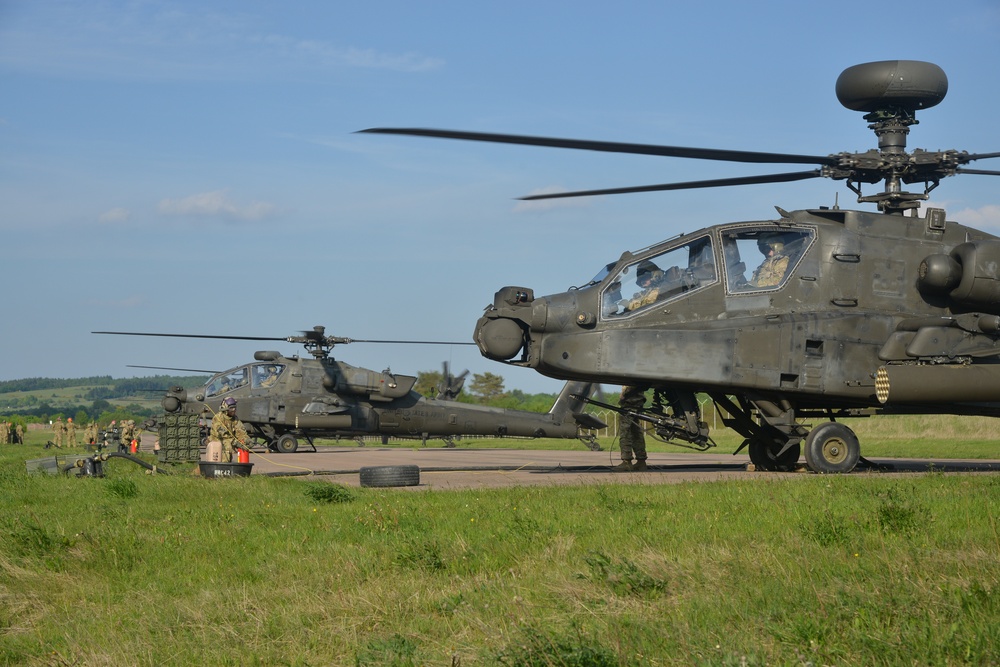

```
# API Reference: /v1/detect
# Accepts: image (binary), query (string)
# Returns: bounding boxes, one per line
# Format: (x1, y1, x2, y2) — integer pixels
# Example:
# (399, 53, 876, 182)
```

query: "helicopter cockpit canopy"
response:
(252, 363, 285, 388)
(205, 363, 287, 397)
(600, 226, 816, 318)
(721, 227, 814, 293)
(603, 235, 716, 318)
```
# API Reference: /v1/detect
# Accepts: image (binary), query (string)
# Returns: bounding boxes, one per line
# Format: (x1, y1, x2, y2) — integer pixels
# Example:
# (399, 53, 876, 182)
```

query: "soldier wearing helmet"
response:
(626, 260, 664, 311)
(257, 364, 279, 388)
(750, 233, 790, 288)
(52, 417, 65, 449)
(65, 417, 77, 448)
(209, 396, 250, 462)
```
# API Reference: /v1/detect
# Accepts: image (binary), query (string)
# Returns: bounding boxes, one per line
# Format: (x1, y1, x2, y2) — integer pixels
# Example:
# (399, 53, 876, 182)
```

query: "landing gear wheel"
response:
(748, 439, 800, 472)
(274, 433, 299, 454)
(804, 422, 860, 474)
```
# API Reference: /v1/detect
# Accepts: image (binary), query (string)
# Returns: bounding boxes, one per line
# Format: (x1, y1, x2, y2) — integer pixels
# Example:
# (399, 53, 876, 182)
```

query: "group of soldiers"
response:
(0, 421, 25, 444)
(47, 417, 139, 449)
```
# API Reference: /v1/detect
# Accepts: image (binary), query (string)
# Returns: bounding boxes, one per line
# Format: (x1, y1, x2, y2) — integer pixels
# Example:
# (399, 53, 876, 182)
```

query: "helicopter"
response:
(94, 326, 607, 456)
(362, 60, 1000, 474)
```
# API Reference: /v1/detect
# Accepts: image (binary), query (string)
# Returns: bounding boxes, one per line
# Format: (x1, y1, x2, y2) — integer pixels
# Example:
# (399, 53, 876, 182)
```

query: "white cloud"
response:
(99, 207, 131, 224)
(0, 5, 444, 81)
(158, 190, 277, 221)
(257, 35, 443, 73)
(948, 204, 1000, 231)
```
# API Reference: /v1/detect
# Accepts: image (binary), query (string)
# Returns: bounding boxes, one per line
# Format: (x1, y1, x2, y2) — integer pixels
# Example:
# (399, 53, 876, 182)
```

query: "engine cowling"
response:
(918, 240, 1000, 314)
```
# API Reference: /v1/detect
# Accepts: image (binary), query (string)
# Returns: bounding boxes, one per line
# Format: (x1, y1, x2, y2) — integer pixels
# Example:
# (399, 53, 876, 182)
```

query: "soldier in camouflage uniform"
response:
(626, 260, 665, 311)
(84, 420, 99, 447)
(0, 421, 8, 444)
(15, 423, 24, 445)
(65, 418, 77, 447)
(52, 417, 65, 448)
(209, 397, 250, 463)
(750, 234, 790, 288)
(613, 385, 649, 472)
(120, 419, 135, 451)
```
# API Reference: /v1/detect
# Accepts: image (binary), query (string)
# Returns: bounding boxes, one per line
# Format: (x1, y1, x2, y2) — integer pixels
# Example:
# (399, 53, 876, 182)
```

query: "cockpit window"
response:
(252, 363, 285, 388)
(602, 235, 716, 318)
(205, 368, 249, 398)
(722, 227, 814, 293)
(587, 262, 616, 287)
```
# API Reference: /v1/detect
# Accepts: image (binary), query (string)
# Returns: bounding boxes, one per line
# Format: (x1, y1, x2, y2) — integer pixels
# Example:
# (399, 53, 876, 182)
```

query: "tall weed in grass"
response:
(1, 446, 998, 665)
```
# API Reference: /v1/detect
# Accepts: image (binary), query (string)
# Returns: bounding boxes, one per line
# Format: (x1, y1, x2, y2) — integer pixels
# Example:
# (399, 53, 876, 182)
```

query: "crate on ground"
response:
(158, 413, 205, 463)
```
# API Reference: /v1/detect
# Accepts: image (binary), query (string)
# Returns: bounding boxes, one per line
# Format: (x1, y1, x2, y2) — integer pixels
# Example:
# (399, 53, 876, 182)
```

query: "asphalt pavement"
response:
(236, 446, 1000, 490)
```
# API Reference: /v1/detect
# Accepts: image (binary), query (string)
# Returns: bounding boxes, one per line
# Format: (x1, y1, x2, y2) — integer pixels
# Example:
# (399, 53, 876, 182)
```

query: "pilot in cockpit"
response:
(257, 365, 279, 388)
(626, 260, 664, 311)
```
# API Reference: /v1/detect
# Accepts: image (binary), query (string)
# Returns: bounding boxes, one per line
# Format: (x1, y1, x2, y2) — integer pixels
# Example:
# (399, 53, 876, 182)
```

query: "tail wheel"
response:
(274, 433, 299, 453)
(804, 422, 860, 474)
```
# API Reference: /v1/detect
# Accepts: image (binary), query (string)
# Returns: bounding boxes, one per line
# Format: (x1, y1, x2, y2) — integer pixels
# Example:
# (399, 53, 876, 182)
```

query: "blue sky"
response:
(2, 0, 1000, 394)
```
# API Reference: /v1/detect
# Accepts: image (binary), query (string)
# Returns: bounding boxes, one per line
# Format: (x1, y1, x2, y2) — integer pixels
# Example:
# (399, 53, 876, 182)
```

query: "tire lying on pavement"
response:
(359, 464, 420, 488)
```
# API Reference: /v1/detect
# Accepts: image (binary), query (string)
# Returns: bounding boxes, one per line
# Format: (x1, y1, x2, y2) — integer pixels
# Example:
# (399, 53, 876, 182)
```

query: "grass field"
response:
(2, 434, 998, 666)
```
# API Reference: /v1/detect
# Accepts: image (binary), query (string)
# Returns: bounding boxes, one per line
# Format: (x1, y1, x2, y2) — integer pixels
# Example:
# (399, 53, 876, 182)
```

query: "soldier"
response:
(85, 420, 99, 447)
(209, 397, 250, 463)
(0, 421, 8, 444)
(52, 417, 65, 448)
(257, 365, 279, 388)
(15, 423, 24, 445)
(65, 417, 77, 447)
(750, 234, 790, 288)
(613, 385, 649, 472)
(120, 419, 135, 451)
(626, 261, 664, 311)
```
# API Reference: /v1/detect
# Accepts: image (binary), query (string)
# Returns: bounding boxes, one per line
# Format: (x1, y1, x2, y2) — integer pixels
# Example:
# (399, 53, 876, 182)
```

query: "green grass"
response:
(1, 444, 998, 665)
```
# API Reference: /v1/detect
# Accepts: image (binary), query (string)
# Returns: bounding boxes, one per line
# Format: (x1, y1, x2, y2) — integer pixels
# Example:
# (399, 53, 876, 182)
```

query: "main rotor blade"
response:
(956, 168, 1000, 176)
(127, 364, 218, 374)
(519, 170, 824, 200)
(94, 331, 285, 341)
(94, 331, 475, 346)
(360, 127, 839, 166)
(964, 152, 1000, 162)
(349, 338, 476, 346)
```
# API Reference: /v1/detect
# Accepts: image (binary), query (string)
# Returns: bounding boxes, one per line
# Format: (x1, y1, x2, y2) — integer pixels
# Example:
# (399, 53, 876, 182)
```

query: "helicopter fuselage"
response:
(474, 206, 1000, 416)
(159, 352, 598, 452)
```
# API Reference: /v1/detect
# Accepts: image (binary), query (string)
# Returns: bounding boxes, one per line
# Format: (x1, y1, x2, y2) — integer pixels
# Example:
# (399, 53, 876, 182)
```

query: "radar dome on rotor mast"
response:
(835, 60, 948, 114)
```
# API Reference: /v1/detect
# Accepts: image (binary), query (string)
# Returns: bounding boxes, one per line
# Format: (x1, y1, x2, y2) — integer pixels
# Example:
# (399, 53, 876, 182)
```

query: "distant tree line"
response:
(0, 375, 211, 426)
(0, 376, 115, 394)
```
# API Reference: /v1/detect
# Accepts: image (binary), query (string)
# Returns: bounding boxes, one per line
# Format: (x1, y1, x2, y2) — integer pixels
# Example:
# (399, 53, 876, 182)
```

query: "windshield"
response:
(602, 235, 716, 318)
(721, 227, 814, 292)
(252, 363, 285, 388)
(573, 262, 616, 290)
(205, 367, 249, 397)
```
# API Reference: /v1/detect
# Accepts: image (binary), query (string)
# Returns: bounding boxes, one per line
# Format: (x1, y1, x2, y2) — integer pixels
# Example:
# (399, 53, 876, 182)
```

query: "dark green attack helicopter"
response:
(94, 326, 606, 456)
(363, 60, 1000, 473)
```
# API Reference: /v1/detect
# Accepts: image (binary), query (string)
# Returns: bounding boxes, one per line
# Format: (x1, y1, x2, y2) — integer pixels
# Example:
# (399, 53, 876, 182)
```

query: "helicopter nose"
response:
(476, 317, 527, 360)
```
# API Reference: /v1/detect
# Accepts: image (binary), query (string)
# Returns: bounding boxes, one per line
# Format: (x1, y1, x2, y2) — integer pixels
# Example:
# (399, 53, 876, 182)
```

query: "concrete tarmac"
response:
(240, 446, 1000, 490)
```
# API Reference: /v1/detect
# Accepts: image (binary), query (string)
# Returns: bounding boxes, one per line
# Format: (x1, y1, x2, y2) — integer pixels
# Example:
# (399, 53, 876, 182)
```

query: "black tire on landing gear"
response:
(804, 422, 860, 474)
(274, 433, 298, 454)
(748, 439, 801, 472)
